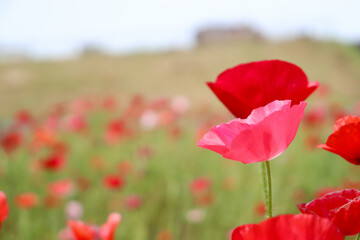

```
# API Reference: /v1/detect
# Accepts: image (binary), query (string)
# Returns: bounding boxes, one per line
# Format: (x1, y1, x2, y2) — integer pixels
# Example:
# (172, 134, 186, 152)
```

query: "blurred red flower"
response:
(198, 100, 306, 163)
(49, 179, 75, 198)
(15, 110, 33, 126)
(67, 220, 97, 240)
(103, 175, 125, 190)
(30, 127, 58, 151)
(207, 60, 318, 118)
(298, 189, 360, 236)
(15, 193, 38, 209)
(64, 114, 88, 133)
(1, 131, 21, 154)
(0, 191, 9, 230)
(318, 116, 360, 165)
(68, 213, 121, 240)
(304, 135, 320, 150)
(124, 195, 142, 210)
(254, 202, 266, 216)
(190, 177, 212, 194)
(303, 107, 326, 127)
(231, 214, 343, 240)
(104, 119, 128, 145)
(102, 97, 118, 111)
(42, 152, 66, 171)
(329, 104, 347, 122)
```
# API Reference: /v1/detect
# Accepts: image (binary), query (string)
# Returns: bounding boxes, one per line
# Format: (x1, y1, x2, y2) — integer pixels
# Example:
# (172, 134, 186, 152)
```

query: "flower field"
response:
(1, 40, 360, 239)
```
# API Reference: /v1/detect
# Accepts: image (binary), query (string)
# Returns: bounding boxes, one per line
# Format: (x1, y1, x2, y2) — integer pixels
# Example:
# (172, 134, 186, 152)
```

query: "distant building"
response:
(196, 25, 263, 46)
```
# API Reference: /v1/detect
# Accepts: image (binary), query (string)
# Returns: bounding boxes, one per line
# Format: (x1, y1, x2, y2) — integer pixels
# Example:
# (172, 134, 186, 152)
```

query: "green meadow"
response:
(0, 39, 360, 239)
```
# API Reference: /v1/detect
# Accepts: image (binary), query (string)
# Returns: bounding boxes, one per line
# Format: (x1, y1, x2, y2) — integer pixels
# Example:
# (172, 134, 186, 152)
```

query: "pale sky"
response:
(0, 0, 359, 58)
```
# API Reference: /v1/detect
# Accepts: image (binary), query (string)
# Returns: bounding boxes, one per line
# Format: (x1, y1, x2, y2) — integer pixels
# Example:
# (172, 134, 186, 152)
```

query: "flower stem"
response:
(261, 161, 273, 218)
(356, 233, 360, 240)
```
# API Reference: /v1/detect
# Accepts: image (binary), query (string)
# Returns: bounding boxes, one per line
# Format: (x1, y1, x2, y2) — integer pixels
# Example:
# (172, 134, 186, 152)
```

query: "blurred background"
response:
(1, 0, 360, 239)
(1, 0, 360, 114)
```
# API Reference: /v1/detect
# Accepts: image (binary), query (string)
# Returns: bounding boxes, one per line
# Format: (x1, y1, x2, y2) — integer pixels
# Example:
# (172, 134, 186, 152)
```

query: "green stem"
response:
(261, 161, 273, 218)
(356, 233, 360, 240)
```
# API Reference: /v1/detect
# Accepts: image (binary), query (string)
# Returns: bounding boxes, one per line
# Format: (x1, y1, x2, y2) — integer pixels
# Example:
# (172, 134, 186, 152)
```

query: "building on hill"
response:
(196, 25, 264, 46)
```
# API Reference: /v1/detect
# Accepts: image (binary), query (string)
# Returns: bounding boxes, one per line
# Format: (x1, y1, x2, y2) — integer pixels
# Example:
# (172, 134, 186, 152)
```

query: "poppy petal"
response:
(231, 214, 343, 240)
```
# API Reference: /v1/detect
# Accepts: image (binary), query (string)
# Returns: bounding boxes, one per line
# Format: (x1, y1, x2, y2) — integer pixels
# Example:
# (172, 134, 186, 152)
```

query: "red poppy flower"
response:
(318, 116, 360, 165)
(297, 188, 360, 236)
(197, 100, 306, 163)
(67, 220, 98, 240)
(207, 60, 318, 118)
(190, 177, 212, 194)
(15, 110, 33, 126)
(104, 119, 127, 144)
(0, 191, 9, 230)
(254, 202, 266, 216)
(1, 131, 21, 154)
(68, 213, 121, 240)
(42, 153, 66, 171)
(103, 175, 125, 190)
(303, 107, 326, 127)
(48, 179, 75, 198)
(30, 127, 58, 151)
(15, 193, 38, 209)
(231, 214, 343, 240)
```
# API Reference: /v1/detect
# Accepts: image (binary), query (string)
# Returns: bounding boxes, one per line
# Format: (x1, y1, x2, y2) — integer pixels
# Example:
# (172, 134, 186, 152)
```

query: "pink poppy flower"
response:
(64, 114, 88, 133)
(124, 195, 142, 210)
(197, 100, 306, 163)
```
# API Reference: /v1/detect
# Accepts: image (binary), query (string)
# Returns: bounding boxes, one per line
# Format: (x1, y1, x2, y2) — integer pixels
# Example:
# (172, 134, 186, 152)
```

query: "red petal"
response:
(208, 60, 318, 118)
(68, 221, 97, 240)
(298, 189, 360, 236)
(334, 116, 360, 131)
(0, 192, 9, 229)
(319, 120, 360, 165)
(231, 214, 343, 240)
(331, 198, 360, 235)
(100, 213, 121, 240)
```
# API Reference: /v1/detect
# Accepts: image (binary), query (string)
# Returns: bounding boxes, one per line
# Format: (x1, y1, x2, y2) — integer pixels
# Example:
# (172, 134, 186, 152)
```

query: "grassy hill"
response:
(1, 39, 360, 117)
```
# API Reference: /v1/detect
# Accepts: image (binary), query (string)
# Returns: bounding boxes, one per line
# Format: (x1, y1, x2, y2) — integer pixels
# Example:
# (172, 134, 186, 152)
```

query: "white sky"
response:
(0, 0, 359, 58)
